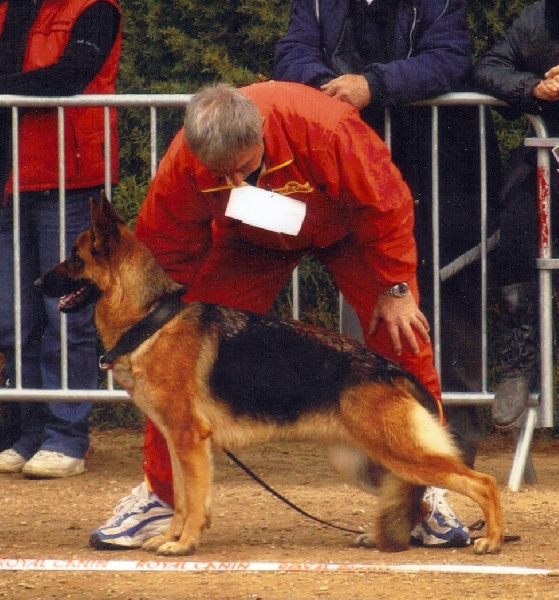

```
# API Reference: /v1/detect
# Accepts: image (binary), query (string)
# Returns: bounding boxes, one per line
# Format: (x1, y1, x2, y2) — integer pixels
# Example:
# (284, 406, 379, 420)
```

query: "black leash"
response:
(468, 520, 522, 544)
(223, 449, 364, 535)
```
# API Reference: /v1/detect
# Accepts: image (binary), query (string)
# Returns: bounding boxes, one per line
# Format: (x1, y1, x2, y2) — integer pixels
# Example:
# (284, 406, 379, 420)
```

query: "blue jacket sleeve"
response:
(273, 0, 339, 87)
(273, 0, 473, 107)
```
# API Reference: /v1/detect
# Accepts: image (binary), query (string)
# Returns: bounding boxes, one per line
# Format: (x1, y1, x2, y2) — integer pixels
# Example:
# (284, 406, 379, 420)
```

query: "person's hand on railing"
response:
(533, 65, 559, 101)
(320, 74, 372, 109)
(369, 293, 431, 357)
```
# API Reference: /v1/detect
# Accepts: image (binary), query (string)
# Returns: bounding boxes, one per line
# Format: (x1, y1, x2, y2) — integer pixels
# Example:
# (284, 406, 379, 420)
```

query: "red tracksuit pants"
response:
(142, 233, 442, 505)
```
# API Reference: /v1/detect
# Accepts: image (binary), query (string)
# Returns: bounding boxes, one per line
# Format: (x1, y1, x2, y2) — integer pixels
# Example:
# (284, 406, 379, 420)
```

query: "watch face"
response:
(385, 282, 408, 297)
(394, 283, 408, 296)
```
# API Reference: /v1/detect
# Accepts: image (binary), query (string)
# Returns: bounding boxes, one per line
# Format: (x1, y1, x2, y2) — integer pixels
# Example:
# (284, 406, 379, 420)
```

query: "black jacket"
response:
(474, 0, 559, 135)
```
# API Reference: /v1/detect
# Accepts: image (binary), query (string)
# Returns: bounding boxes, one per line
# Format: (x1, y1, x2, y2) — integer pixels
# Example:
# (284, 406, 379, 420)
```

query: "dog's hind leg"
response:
(419, 458, 504, 555)
(353, 475, 426, 551)
(340, 384, 504, 555)
(371, 405, 504, 555)
(375, 449, 503, 554)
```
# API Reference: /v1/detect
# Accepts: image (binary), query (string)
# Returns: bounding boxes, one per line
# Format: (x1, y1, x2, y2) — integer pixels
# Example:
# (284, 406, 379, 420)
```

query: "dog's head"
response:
(37, 192, 126, 313)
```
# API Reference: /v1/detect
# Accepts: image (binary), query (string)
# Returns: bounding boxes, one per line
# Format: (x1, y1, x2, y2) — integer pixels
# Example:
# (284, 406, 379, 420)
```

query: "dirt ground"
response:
(0, 428, 558, 600)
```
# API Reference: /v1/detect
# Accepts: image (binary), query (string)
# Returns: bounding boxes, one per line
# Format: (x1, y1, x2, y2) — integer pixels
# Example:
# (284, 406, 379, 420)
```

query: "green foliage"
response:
(91, 402, 144, 429)
(271, 256, 340, 331)
(112, 174, 148, 229)
(113, 0, 290, 221)
(117, 0, 289, 93)
(467, 0, 531, 60)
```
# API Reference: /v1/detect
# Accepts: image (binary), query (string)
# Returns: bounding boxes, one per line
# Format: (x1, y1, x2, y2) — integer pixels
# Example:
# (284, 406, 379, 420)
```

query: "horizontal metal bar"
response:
(525, 137, 559, 148)
(414, 92, 507, 107)
(0, 91, 504, 109)
(536, 258, 559, 270)
(0, 390, 540, 408)
(441, 392, 539, 407)
(0, 94, 193, 108)
(0, 389, 130, 403)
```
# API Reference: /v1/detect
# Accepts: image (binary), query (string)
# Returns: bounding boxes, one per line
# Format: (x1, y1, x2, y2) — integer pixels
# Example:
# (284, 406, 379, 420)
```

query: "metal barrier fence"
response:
(0, 92, 555, 491)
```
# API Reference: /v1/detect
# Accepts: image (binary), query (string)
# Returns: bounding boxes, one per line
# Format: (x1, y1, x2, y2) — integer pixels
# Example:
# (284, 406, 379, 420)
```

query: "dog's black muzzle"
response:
(35, 270, 100, 313)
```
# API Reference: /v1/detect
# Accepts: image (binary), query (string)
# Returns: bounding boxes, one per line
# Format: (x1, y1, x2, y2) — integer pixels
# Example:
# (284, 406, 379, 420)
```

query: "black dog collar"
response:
(99, 288, 186, 370)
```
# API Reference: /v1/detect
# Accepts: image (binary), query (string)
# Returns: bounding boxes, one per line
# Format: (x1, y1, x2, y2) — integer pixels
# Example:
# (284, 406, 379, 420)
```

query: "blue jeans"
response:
(0, 188, 100, 459)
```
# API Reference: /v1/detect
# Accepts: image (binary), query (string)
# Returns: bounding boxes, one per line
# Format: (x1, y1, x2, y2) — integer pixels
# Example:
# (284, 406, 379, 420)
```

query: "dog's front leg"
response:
(143, 431, 213, 556)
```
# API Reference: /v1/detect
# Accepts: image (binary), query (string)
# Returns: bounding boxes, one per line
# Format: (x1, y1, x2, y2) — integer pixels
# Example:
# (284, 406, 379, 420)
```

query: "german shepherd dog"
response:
(38, 194, 504, 557)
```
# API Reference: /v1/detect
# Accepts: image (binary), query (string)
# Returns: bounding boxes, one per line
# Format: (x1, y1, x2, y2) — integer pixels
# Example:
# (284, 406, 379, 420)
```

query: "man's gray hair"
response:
(184, 83, 262, 172)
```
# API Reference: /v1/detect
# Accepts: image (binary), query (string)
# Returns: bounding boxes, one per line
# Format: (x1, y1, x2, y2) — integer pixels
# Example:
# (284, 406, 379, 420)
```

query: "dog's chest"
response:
(111, 362, 136, 396)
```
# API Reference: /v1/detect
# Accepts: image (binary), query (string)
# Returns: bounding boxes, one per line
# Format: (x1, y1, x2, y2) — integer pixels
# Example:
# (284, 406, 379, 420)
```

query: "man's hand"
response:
(369, 293, 431, 356)
(321, 74, 371, 109)
(533, 65, 559, 101)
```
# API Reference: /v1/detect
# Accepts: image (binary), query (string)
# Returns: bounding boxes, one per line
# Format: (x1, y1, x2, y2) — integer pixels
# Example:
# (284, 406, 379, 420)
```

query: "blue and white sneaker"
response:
(89, 482, 173, 549)
(410, 486, 470, 548)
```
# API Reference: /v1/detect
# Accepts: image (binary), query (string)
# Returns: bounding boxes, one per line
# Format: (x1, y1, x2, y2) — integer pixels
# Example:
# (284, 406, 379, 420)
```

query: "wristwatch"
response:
(382, 282, 409, 298)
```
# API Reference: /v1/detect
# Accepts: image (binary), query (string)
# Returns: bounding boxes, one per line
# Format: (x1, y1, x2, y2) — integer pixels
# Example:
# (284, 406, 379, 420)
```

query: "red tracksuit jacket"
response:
(135, 80, 417, 292)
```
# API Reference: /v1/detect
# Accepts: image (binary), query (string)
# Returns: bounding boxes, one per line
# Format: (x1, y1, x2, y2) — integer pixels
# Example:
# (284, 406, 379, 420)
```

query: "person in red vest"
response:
(0, 0, 121, 478)
(88, 81, 468, 552)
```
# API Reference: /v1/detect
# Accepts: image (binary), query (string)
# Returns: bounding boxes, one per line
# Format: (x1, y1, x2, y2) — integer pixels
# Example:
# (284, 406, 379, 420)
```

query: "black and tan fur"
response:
(38, 194, 504, 557)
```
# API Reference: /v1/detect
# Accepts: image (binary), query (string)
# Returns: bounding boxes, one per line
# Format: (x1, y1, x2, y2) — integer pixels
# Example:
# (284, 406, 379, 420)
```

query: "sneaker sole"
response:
(0, 463, 26, 474)
(22, 463, 85, 479)
(492, 412, 525, 430)
(410, 533, 470, 548)
(89, 533, 141, 550)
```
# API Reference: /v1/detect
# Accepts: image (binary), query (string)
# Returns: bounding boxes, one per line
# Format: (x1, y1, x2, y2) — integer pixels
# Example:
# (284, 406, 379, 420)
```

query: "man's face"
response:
(209, 142, 265, 187)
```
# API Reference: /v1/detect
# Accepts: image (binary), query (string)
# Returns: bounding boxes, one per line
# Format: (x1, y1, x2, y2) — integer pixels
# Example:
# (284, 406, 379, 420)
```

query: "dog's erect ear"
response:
(89, 191, 126, 258)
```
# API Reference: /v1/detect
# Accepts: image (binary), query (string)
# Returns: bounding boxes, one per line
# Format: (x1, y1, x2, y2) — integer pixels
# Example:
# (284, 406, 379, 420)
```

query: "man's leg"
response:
(321, 235, 470, 548)
(22, 189, 100, 478)
(319, 235, 441, 402)
(0, 193, 48, 473)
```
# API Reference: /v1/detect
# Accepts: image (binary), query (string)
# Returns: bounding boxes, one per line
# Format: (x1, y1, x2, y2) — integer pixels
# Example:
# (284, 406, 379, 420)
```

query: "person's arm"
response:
(0, 2, 120, 96)
(323, 111, 417, 285)
(134, 132, 213, 289)
(365, 0, 472, 106)
(273, 0, 339, 87)
(319, 107, 429, 354)
(473, 8, 543, 115)
(533, 65, 559, 102)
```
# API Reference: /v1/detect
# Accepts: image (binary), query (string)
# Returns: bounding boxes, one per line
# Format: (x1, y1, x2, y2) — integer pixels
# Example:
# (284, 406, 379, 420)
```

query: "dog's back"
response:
(197, 302, 440, 424)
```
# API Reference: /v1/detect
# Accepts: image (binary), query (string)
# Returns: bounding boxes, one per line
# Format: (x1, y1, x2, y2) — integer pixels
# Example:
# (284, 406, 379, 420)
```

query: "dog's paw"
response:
(142, 533, 199, 556)
(350, 533, 376, 548)
(156, 540, 198, 556)
(141, 535, 168, 553)
(473, 536, 502, 555)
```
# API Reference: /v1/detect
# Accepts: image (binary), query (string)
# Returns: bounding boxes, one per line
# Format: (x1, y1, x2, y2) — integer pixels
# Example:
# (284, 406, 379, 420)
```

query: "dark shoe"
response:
(492, 377, 529, 429)
(492, 282, 538, 429)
